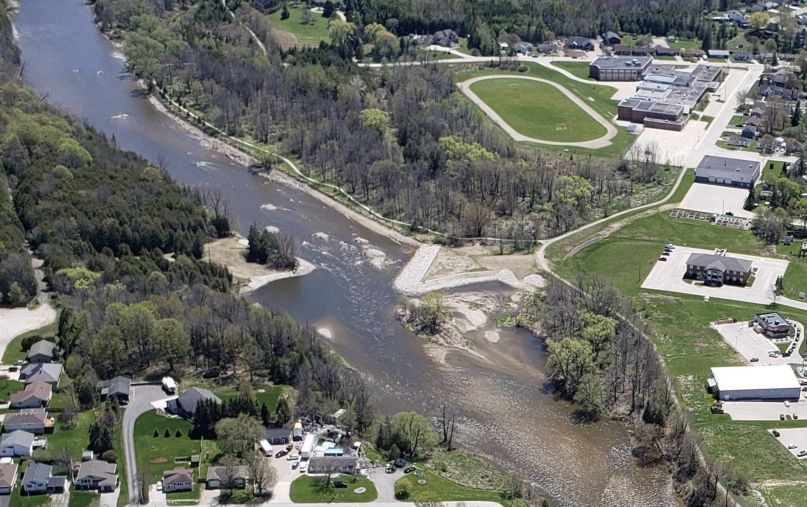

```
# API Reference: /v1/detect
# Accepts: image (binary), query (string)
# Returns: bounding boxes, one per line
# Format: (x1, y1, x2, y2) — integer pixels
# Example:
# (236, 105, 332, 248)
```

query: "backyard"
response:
(290, 474, 377, 503)
(395, 466, 525, 505)
(266, 4, 331, 48)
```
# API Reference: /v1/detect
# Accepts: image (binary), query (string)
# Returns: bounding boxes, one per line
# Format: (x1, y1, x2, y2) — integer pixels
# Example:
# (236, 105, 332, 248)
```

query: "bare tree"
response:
(436, 402, 457, 450)
(247, 451, 277, 496)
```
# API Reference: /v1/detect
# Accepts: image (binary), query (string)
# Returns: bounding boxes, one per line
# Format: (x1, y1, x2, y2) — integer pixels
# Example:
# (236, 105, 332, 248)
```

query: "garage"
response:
(711, 365, 801, 401)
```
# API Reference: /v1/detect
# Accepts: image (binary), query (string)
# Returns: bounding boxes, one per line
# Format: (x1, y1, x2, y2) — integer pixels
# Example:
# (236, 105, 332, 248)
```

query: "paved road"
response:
(122, 384, 170, 504)
(458, 75, 619, 148)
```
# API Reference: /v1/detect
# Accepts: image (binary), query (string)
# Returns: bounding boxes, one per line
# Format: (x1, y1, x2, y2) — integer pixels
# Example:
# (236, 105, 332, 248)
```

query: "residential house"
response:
(536, 43, 557, 55)
(431, 29, 458, 47)
(22, 462, 67, 494)
(308, 456, 359, 474)
(565, 36, 594, 51)
(163, 468, 193, 493)
(742, 125, 758, 139)
(750, 106, 765, 118)
(602, 31, 621, 45)
(20, 363, 62, 385)
(3, 408, 53, 434)
(754, 312, 794, 338)
(685, 253, 753, 286)
(695, 155, 760, 187)
(100, 376, 131, 404)
(708, 49, 730, 58)
(787, 139, 804, 154)
(266, 427, 290, 445)
(731, 136, 751, 148)
(10, 381, 52, 409)
(512, 41, 533, 55)
(729, 11, 748, 27)
(26, 340, 56, 363)
(170, 387, 221, 418)
(682, 48, 706, 59)
(744, 116, 761, 127)
(655, 46, 679, 57)
(205, 466, 249, 490)
(0, 462, 17, 495)
(75, 460, 118, 492)
(0, 430, 34, 457)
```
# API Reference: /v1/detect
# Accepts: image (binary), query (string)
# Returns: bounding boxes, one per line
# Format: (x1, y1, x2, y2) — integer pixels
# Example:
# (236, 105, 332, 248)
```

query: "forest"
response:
(93, 0, 672, 242)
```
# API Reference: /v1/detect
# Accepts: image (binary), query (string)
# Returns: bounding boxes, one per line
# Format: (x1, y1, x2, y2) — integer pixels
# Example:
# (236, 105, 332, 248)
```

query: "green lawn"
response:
(468, 78, 607, 142)
(0, 377, 23, 402)
(395, 467, 523, 505)
(267, 5, 330, 47)
(2, 317, 59, 364)
(133, 410, 218, 486)
(48, 409, 94, 460)
(550, 61, 593, 80)
(11, 485, 50, 507)
(69, 490, 99, 507)
(290, 474, 377, 503)
(782, 256, 807, 300)
(667, 37, 702, 51)
(730, 114, 745, 127)
(115, 415, 129, 507)
(215, 384, 285, 411)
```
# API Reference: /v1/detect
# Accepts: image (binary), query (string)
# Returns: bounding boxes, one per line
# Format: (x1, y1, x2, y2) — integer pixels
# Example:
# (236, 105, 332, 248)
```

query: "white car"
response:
(299, 462, 309, 473)
(788, 444, 798, 449)
(157, 481, 163, 492)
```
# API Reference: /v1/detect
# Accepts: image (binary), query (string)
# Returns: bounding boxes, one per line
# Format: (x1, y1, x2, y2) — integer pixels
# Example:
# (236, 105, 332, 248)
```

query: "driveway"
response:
(679, 182, 755, 218)
(770, 428, 807, 458)
(122, 384, 172, 503)
(457, 75, 619, 149)
(641, 246, 789, 305)
(723, 399, 807, 421)
(714, 321, 806, 366)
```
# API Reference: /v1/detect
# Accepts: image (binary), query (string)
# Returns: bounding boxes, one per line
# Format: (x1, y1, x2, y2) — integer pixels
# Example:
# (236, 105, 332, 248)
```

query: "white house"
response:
(0, 430, 34, 457)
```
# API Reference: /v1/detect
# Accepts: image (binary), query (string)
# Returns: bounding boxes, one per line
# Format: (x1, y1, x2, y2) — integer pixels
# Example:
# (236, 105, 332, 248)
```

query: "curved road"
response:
(122, 384, 170, 504)
(458, 75, 618, 149)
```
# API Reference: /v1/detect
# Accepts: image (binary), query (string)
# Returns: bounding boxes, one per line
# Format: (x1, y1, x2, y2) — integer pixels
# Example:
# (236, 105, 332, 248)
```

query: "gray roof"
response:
(23, 461, 53, 484)
(603, 31, 620, 41)
(206, 465, 249, 482)
(686, 253, 753, 273)
(27, 340, 55, 360)
(1, 430, 35, 448)
(5, 408, 47, 425)
(21, 363, 62, 384)
(756, 312, 790, 326)
(105, 376, 131, 397)
(77, 460, 117, 485)
(177, 387, 221, 415)
(591, 56, 652, 70)
(308, 456, 358, 473)
(696, 155, 760, 180)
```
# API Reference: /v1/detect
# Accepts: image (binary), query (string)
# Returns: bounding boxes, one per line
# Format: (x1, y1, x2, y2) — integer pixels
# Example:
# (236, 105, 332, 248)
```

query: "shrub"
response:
(101, 450, 117, 462)
(164, 428, 171, 437)
(175, 429, 183, 437)
(395, 488, 410, 500)
(154, 429, 160, 437)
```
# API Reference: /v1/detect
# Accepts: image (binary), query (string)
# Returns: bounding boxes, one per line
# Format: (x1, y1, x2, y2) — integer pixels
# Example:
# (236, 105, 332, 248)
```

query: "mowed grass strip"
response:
(468, 78, 607, 142)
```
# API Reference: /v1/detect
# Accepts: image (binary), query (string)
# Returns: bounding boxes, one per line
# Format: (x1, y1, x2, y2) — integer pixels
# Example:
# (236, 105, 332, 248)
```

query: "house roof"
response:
(103, 376, 131, 397)
(1, 430, 35, 448)
(5, 408, 48, 426)
(732, 136, 750, 147)
(206, 466, 249, 483)
(708, 49, 730, 57)
(77, 460, 117, 486)
(163, 468, 193, 485)
(266, 427, 290, 439)
(686, 253, 753, 273)
(712, 365, 800, 392)
(10, 382, 52, 405)
(565, 36, 593, 47)
(603, 31, 620, 41)
(0, 463, 17, 488)
(21, 363, 62, 384)
(744, 116, 761, 126)
(308, 456, 358, 472)
(23, 462, 53, 485)
(27, 340, 55, 360)
(177, 387, 221, 415)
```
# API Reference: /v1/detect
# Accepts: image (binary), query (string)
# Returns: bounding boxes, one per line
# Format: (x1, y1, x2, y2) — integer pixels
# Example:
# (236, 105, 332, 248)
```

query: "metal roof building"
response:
(711, 365, 801, 401)
(695, 155, 760, 188)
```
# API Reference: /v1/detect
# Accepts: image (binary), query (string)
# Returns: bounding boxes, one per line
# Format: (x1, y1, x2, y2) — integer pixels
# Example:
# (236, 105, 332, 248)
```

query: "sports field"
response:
(468, 78, 608, 142)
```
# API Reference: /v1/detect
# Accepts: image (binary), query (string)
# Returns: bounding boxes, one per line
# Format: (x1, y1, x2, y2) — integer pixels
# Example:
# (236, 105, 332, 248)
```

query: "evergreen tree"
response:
(261, 402, 270, 426)
(276, 396, 291, 425)
(280, 4, 289, 20)
(792, 100, 801, 127)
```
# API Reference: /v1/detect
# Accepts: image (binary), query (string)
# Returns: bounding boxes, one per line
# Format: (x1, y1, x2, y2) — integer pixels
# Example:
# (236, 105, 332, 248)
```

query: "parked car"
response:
(658, 257, 667, 262)
(404, 466, 416, 474)
(781, 413, 786, 420)
(750, 357, 759, 362)
(798, 450, 807, 457)
(770, 351, 780, 358)
(666, 243, 675, 249)
(773, 430, 781, 437)
(291, 460, 300, 469)
(661, 251, 670, 256)
(157, 481, 163, 492)
(789, 443, 798, 449)
(786, 400, 792, 407)
(725, 211, 734, 216)
(394, 458, 407, 468)
(275, 450, 288, 458)
(385, 464, 395, 474)
(299, 462, 309, 473)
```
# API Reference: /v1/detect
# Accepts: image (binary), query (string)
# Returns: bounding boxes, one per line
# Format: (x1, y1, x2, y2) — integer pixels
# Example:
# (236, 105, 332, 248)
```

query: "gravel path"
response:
(457, 75, 619, 149)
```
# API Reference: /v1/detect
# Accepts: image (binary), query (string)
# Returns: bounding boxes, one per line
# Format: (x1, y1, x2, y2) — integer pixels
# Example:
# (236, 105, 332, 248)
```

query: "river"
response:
(13, 1, 678, 505)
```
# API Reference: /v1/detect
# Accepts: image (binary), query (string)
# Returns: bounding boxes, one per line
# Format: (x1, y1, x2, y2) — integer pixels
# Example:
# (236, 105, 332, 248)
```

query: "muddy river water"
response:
(13, 1, 678, 504)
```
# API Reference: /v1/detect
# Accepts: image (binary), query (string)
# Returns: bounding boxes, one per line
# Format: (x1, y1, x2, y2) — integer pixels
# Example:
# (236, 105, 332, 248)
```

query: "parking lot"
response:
(713, 321, 805, 366)
(723, 399, 807, 421)
(770, 427, 807, 459)
(679, 182, 755, 219)
(641, 246, 789, 306)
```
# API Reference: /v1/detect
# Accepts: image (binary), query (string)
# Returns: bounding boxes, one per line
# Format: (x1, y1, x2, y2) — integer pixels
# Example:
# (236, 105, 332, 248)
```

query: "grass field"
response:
(468, 78, 607, 142)
(395, 467, 525, 505)
(48, 409, 94, 460)
(290, 474, 377, 503)
(550, 61, 593, 80)
(267, 5, 330, 48)
(667, 37, 702, 51)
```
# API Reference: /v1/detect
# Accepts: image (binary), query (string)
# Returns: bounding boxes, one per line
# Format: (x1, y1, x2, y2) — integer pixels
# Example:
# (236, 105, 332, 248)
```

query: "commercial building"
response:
(755, 312, 794, 338)
(589, 56, 652, 81)
(710, 365, 801, 401)
(617, 64, 722, 130)
(695, 155, 760, 188)
(685, 252, 753, 286)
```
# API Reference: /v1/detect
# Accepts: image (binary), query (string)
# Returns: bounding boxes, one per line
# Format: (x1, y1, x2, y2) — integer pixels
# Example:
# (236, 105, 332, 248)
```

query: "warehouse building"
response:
(710, 365, 801, 401)
(589, 56, 652, 81)
(695, 155, 760, 188)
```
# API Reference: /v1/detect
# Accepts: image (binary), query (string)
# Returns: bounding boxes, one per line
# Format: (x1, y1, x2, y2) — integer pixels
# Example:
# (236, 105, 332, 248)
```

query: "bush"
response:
(395, 488, 410, 500)
(517, 65, 528, 73)
(154, 429, 160, 437)
(175, 429, 183, 437)
(101, 450, 117, 462)
(164, 428, 171, 437)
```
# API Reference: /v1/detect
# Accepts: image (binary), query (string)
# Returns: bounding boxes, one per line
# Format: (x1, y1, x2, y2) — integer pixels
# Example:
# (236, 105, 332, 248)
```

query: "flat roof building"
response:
(755, 312, 794, 338)
(695, 155, 760, 188)
(711, 365, 801, 401)
(589, 56, 652, 81)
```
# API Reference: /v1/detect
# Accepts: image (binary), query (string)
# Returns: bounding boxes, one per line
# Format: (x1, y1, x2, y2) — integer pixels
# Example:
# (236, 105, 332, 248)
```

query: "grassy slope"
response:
(469, 78, 607, 142)
(550, 61, 593, 80)
(266, 5, 330, 47)
(290, 474, 377, 503)
(555, 211, 807, 504)
(395, 466, 524, 505)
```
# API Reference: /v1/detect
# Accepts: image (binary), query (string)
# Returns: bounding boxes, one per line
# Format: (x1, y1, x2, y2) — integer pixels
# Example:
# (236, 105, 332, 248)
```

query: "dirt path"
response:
(457, 75, 618, 149)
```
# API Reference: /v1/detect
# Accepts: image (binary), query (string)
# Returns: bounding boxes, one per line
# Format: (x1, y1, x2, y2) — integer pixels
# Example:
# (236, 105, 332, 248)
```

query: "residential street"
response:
(122, 384, 172, 504)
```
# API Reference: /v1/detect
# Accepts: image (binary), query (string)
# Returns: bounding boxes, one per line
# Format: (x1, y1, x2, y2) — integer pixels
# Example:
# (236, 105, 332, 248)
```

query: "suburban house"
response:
(20, 363, 62, 385)
(266, 427, 291, 445)
(741, 125, 758, 139)
(75, 460, 118, 492)
(205, 466, 249, 489)
(710, 365, 801, 401)
(308, 456, 359, 474)
(708, 49, 730, 59)
(10, 381, 52, 409)
(654, 47, 679, 57)
(431, 29, 458, 47)
(0, 430, 35, 457)
(754, 312, 794, 338)
(602, 31, 621, 45)
(170, 387, 221, 418)
(589, 56, 652, 81)
(0, 462, 17, 495)
(26, 340, 56, 363)
(22, 462, 68, 494)
(163, 468, 194, 493)
(685, 252, 753, 286)
(565, 36, 594, 51)
(694, 155, 760, 188)
(3, 408, 53, 434)
(100, 376, 131, 404)
(729, 11, 748, 27)
(512, 41, 533, 55)
(731, 136, 751, 148)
